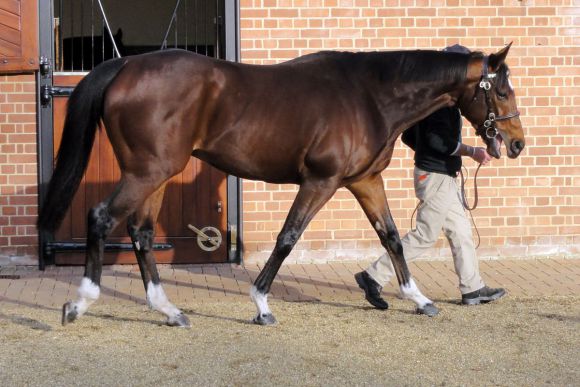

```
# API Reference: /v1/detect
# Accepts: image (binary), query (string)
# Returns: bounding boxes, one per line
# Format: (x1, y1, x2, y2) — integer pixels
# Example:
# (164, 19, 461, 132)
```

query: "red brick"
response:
(0, 3, 577, 262)
(270, 9, 299, 18)
(9, 236, 37, 245)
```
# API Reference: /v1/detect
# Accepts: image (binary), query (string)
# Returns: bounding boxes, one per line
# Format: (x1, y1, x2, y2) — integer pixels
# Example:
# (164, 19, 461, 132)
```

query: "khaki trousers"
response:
(366, 167, 485, 294)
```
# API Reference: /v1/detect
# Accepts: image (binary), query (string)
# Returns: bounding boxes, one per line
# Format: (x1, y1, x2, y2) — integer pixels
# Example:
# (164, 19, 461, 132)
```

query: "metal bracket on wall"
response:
(229, 224, 237, 257)
(40, 85, 75, 107)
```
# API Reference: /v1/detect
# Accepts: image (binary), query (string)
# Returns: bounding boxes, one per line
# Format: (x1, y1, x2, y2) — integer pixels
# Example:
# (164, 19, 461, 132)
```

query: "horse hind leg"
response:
(62, 201, 118, 325)
(127, 184, 190, 328)
(62, 176, 164, 325)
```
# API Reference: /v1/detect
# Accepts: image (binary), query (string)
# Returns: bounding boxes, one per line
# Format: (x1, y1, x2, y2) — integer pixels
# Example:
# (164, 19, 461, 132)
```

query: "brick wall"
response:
(1, 1, 578, 265)
(239, 0, 579, 263)
(0, 74, 38, 264)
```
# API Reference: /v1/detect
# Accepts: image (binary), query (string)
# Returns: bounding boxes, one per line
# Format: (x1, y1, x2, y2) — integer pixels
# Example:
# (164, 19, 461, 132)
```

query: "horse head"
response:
(460, 43, 525, 159)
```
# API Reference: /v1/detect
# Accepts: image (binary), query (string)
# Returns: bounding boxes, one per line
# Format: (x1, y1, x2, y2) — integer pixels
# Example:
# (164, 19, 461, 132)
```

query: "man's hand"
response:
(455, 143, 493, 165)
(472, 147, 492, 165)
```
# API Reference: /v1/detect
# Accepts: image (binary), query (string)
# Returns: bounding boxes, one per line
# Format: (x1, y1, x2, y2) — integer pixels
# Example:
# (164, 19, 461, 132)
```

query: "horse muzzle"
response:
(485, 133, 502, 159)
(508, 138, 525, 159)
(484, 128, 525, 159)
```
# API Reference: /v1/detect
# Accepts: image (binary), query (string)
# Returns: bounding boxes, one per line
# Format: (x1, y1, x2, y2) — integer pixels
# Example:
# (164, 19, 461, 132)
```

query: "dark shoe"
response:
(462, 286, 506, 305)
(355, 271, 389, 310)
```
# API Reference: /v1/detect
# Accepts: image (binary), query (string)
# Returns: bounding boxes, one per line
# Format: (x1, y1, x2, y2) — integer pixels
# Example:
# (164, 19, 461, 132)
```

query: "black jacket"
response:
(402, 107, 462, 176)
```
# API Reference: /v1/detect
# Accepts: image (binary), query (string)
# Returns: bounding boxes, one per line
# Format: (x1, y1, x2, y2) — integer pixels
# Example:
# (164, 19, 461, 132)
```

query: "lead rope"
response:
(410, 200, 420, 231)
(460, 163, 482, 249)
(409, 163, 483, 249)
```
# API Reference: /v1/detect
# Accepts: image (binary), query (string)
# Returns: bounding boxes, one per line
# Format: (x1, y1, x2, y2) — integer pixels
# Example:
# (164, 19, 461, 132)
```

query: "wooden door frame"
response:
(36, 0, 242, 269)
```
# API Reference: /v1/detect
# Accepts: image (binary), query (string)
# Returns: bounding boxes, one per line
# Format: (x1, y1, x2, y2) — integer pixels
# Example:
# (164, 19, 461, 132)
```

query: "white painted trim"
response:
(54, 71, 89, 76)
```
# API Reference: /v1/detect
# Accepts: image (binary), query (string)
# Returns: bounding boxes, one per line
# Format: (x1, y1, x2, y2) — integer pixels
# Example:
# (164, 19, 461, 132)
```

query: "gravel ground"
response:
(1, 296, 578, 386)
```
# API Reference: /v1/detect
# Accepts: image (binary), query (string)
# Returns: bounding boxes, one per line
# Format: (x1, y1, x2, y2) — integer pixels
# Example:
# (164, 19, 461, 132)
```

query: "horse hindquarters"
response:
(38, 58, 126, 233)
(60, 58, 193, 326)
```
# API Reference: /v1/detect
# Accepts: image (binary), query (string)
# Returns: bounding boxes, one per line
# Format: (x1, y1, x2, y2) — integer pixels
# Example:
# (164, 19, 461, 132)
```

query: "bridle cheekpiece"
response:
(475, 56, 520, 139)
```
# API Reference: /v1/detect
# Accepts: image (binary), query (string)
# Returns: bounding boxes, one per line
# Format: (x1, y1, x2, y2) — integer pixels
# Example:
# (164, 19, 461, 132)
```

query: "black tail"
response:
(37, 58, 125, 232)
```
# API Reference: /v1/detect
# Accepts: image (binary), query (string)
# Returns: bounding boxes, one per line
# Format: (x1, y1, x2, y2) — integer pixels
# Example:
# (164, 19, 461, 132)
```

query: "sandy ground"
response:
(0, 296, 578, 386)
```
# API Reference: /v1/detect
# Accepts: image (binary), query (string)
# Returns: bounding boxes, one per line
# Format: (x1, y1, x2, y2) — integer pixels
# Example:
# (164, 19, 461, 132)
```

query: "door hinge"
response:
(40, 85, 75, 107)
(39, 56, 51, 76)
(229, 224, 237, 254)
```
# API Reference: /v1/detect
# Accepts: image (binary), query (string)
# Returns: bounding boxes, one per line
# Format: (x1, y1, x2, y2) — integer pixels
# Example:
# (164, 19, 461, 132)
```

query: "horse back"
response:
(103, 50, 389, 184)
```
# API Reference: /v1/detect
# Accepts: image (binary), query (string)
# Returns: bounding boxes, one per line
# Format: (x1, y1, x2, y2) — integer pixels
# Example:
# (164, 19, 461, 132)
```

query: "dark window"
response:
(54, 0, 224, 72)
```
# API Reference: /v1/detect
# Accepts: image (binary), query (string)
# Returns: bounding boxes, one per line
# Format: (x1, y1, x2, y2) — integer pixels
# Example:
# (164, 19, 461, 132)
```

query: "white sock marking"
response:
(250, 285, 271, 316)
(146, 282, 181, 318)
(72, 277, 100, 317)
(400, 278, 432, 308)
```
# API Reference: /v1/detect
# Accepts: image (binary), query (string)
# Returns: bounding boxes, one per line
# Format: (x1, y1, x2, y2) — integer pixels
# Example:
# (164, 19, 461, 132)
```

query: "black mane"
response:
(387, 50, 471, 84)
(297, 50, 484, 86)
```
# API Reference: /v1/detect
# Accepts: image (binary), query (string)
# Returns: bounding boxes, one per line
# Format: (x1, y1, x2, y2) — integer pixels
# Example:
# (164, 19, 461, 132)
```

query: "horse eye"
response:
(496, 91, 507, 100)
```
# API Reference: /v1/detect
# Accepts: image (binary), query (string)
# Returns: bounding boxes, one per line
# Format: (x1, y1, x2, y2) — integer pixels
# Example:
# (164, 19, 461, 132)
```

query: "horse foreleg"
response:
(62, 202, 119, 325)
(347, 175, 438, 316)
(127, 184, 190, 328)
(251, 179, 337, 325)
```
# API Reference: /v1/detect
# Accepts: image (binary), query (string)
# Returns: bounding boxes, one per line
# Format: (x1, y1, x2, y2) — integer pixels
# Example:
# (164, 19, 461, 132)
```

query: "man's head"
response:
(442, 44, 471, 54)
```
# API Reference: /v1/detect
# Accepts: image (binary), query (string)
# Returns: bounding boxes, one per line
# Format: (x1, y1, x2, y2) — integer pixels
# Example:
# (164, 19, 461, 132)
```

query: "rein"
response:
(459, 163, 481, 211)
(459, 163, 482, 249)
(409, 165, 483, 249)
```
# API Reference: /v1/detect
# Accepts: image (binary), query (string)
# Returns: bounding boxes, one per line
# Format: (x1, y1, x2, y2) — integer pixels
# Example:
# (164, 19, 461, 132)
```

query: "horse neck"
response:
(361, 52, 481, 137)
(455, 56, 486, 112)
(372, 78, 465, 139)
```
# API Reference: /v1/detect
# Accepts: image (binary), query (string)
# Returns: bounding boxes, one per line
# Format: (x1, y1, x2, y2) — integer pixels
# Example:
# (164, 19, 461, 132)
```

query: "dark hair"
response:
(443, 44, 471, 54)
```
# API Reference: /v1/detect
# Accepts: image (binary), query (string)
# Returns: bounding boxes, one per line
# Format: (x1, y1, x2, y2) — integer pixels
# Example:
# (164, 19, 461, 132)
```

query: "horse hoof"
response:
(61, 301, 78, 326)
(167, 313, 191, 328)
(416, 303, 439, 317)
(252, 313, 277, 326)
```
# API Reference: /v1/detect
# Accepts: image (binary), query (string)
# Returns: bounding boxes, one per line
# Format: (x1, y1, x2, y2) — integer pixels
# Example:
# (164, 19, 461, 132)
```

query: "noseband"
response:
(474, 56, 520, 139)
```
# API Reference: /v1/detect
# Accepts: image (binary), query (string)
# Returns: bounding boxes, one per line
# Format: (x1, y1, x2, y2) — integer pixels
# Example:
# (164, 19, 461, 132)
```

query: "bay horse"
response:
(38, 44, 525, 327)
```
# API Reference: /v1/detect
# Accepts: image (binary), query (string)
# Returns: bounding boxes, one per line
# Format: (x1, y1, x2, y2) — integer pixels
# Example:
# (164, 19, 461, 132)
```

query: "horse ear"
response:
(488, 42, 512, 72)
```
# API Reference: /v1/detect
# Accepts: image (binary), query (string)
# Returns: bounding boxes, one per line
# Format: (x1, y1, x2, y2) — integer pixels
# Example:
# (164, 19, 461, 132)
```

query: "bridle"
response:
(459, 57, 521, 248)
(456, 56, 520, 248)
(473, 56, 520, 140)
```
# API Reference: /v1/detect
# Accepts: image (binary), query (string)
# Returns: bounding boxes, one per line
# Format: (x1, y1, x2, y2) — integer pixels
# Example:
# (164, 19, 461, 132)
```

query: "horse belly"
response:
(192, 143, 304, 184)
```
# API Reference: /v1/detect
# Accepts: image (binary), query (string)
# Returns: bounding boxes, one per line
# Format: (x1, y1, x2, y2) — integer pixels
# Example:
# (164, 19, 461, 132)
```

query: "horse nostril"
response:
(512, 140, 525, 152)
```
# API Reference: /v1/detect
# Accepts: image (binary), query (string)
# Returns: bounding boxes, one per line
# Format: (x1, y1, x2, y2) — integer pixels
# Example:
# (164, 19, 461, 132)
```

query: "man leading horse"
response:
(38, 43, 524, 327)
(356, 45, 509, 316)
